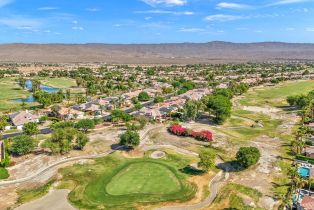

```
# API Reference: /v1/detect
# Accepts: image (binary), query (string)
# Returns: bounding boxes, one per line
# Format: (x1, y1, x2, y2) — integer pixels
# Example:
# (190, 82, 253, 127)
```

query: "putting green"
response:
(106, 162, 181, 195)
(59, 154, 196, 209)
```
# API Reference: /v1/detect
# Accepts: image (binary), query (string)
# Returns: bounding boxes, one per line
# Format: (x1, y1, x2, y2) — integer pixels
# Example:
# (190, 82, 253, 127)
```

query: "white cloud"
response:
(268, 0, 311, 6)
(72, 26, 84, 30)
(179, 27, 205, 32)
(135, 10, 194, 15)
(72, 20, 78, 24)
(145, 16, 152, 20)
(0, 0, 13, 7)
(141, 0, 187, 7)
(38, 7, 57, 10)
(205, 14, 243, 22)
(216, 2, 251, 10)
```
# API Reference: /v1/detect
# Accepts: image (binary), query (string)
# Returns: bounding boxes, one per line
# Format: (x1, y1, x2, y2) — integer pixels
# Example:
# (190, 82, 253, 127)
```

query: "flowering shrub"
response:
(191, 130, 213, 142)
(168, 124, 213, 142)
(168, 124, 187, 136)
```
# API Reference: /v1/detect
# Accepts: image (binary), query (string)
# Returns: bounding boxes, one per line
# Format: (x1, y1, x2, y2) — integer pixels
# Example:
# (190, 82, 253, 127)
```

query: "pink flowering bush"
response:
(168, 124, 187, 136)
(191, 130, 213, 142)
(168, 124, 213, 142)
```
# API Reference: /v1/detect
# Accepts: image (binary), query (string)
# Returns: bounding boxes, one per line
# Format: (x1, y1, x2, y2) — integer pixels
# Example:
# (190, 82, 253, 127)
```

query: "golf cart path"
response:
(155, 171, 227, 210)
(15, 189, 76, 210)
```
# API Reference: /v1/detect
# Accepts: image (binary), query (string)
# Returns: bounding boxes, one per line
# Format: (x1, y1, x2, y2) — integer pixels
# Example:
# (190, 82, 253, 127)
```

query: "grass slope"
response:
(0, 168, 9, 179)
(240, 80, 314, 107)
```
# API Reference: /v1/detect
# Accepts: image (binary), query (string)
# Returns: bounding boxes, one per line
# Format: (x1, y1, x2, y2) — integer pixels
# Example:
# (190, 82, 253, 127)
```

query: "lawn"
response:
(38, 77, 77, 89)
(0, 167, 9, 179)
(239, 80, 314, 107)
(0, 77, 36, 111)
(58, 152, 197, 209)
(105, 162, 180, 195)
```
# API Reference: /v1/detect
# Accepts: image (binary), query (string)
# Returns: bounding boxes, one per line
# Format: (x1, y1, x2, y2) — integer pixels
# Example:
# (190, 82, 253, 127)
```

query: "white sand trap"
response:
(150, 151, 166, 159)
(15, 189, 76, 210)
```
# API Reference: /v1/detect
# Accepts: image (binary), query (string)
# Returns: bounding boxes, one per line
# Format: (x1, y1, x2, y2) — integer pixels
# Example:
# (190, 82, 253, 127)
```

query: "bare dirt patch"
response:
(150, 151, 166, 159)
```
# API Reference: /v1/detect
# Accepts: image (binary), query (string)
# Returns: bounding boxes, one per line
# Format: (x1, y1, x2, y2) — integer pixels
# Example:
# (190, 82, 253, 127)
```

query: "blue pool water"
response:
(298, 167, 310, 177)
(14, 80, 60, 103)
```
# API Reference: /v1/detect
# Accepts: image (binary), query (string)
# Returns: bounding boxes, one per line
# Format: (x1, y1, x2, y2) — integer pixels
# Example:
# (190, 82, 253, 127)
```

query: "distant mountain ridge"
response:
(0, 42, 314, 64)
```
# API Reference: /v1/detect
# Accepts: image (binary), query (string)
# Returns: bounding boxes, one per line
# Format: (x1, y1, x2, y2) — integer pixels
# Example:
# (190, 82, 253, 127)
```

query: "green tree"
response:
(204, 95, 232, 124)
(23, 122, 39, 136)
(74, 132, 89, 150)
(0, 115, 9, 131)
(18, 77, 26, 89)
(236, 147, 261, 168)
(111, 110, 132, 122)
(8, 135, 35, 156)
(119, 130, 140, 149)
(198, 149, 216, 171)
(31, 79, 41, 92)
(182, 100, 202, 121)
(75, 119, 95, 133)
(49, 127, 77, 154)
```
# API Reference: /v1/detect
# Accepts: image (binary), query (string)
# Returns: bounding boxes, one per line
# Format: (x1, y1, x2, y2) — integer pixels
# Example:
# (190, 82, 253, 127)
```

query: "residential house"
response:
(303, 146, 314, 159)
(57, 107, 84, 120)
(298, 195, 314, 210)
(72, 102, 101, 115)
(8, 110, 40, 130)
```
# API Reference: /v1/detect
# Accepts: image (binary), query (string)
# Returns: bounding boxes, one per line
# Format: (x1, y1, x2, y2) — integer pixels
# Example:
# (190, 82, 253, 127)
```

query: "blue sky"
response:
(0, 0, 314, 43)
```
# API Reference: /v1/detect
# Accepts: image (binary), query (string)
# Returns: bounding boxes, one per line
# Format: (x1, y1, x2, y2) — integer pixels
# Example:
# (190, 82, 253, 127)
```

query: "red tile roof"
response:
(302, 196, 314, 210)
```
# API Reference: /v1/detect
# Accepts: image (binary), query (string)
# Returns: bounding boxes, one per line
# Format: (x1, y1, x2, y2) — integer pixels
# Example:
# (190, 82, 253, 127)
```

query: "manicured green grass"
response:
(58, 152, 196, 209)
(240, 80, 314, 107)
(17, 180, 54, 204)
(38, 77, 77, 89)
(0, 167, 9, 179)
(0, 77, 35, 111)
(106, 162, 180, 195)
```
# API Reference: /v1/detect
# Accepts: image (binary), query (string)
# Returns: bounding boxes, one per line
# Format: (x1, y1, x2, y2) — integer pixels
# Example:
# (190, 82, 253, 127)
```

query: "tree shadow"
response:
(217, 160, 246, 172)
(111, 143, 128, 151)
(179, 166, 205, 176)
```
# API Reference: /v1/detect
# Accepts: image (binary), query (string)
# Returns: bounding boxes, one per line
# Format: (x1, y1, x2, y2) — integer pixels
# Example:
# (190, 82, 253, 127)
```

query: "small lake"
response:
(14, 80, 60, 103)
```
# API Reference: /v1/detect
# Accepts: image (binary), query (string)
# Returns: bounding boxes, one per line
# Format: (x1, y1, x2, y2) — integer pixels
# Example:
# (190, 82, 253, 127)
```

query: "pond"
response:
(14, 80, 60, 103)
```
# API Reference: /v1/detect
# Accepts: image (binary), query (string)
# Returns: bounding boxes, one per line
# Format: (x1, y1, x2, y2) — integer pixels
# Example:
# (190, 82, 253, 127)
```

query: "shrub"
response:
(236, 147, 261, 168)
(8, 135, 35, 156)
(168, 124, 187, 136)
(191, 130, 213, 142)
(168, 125, 213, 142)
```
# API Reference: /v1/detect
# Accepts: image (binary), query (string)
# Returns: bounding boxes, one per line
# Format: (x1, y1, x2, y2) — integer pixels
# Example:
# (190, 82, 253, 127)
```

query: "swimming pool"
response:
(299, 167, 310, 177)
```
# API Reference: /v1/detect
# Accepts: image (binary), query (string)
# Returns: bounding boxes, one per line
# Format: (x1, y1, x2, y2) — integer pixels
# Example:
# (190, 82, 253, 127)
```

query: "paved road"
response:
(0, 147, 123, 187)
(15, 189, 76, 210)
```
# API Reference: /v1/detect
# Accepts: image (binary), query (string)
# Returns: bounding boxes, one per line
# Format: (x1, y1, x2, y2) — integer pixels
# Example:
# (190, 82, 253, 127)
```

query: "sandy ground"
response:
(15, 189, 76, 210)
